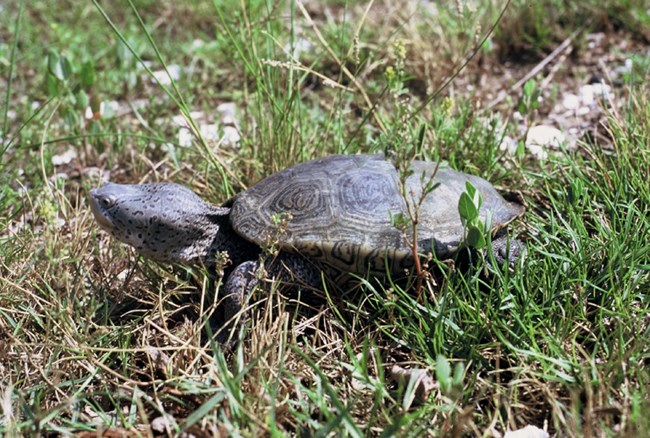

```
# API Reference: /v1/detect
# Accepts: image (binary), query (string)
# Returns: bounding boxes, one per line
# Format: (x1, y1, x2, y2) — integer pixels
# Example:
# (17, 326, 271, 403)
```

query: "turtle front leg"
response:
(217, 253, 322, 344)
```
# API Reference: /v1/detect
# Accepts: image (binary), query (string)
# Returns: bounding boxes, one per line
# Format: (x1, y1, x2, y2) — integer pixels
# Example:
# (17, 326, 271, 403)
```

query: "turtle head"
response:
(90, 182, 229, 265)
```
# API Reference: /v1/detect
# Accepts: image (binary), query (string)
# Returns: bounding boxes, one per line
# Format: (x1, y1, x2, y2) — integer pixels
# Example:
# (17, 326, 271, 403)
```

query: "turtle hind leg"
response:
(489, 235, 526, 267)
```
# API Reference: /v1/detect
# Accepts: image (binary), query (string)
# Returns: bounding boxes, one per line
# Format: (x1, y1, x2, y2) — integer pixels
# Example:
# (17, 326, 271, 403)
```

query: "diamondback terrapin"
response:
(90, 154, 524, 337)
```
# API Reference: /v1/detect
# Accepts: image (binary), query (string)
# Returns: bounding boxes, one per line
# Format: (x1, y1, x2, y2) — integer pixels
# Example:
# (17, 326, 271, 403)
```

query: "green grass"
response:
(1, 0, 649, 435)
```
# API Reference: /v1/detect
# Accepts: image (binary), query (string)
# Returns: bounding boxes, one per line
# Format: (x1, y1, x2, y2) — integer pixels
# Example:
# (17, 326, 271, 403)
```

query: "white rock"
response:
(562, 93, 580, 110)
(199, 123, 219, 142)
(172, 111, 205, 127)
(221, 125, 241, 147)
(590, 82, 612, 99)
(526, 125, 565, 147)
(117, 98, 149, 117)
(151, 416, 177, 433)
(576, 106, 591, 116)
(151, 64, 181, 85)
(526, 125, 565, 159)
(178, 127, 193, 147)
(217, 102, 238, 126)
(389, 365, 436, 405)
(579, 83, 612, 106)
(615, 58, 633, 76)
(586, 32, 605, 49)
(102, 101, 120, 118)
(625, 58, 633, 71)
(579, 84, 595, 105)
(499, 135, 518, 155)
(419, 0, 439, 16)
(504, 425, 548, 438)
(284, 38, 313, 59)
(51, 149, 77, 166)
(85, 101, 121, 119)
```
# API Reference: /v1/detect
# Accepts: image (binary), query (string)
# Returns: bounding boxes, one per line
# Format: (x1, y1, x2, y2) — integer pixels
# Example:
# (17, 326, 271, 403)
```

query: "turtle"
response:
(90, 154, 524, 338)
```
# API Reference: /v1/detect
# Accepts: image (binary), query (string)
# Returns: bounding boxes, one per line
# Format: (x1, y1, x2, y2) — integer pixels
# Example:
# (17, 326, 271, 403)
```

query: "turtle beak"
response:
(89, 184, 118, 231)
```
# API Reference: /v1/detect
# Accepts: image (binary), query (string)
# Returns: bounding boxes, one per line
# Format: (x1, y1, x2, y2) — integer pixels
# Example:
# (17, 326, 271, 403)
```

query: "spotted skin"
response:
(90, 155, 524, 343)
(90, 183, 260, 268)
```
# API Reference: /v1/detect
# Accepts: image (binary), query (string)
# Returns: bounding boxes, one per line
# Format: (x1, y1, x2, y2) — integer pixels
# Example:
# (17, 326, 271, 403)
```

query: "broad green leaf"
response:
(465, 180, 482, 209)
(458, 192, 478, 221)
(465, 180, 477, 198)
(466, 225, 486, 249)
(47, 51, 72, 81)
(523, 79, 536, 97)
(62, 105, 78, 129)
(518, 100, 527, 114)
(115, 40, 133, 68)
(75, 89, 89, 110)
(453, 362, 464, 387)
(436, 355, 452, 394)
(80, 60, 95, 86)
(473, 190, 482, 210)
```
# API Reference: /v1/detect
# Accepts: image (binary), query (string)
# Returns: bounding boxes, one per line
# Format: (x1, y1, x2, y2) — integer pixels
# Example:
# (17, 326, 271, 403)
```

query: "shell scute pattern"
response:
(338, 170, 404, 223)
(230, 155, 523, 274)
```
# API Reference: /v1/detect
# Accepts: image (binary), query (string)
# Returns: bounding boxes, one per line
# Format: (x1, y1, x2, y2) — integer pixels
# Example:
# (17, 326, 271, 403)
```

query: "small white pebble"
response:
(284, 38, 313, 59)
(576, 106, 591, 116)
(526, 125, 565, 148)
(101, 101, 120, 118)
(512, 111, 524, 122)
(199, 123, 219, 142)
(498, 135, 518, 154)
(562, 93, 580, 110)
(525, 125, 566, 159)
(615, 58, 633, 75)
(172, 111, 205, 127)
(504, 425, 549, 438)
(217, 102, 238, 126)
(150, 416, 173, 433)
(51, 149, 77, 166)
(625, 58, 633, 71)
(178, 127, 193, 147)
(151, 64, 181, 85)
(589, 82, 612, 99)
(579, 84, 595, 105)
(221, 125, 241, 147)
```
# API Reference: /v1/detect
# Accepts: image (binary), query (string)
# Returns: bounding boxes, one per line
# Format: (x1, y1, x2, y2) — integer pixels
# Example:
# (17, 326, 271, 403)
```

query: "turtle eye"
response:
(100, 195, 116, 208)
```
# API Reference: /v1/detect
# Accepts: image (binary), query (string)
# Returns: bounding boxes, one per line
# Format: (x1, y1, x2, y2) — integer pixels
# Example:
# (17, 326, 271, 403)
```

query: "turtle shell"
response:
(230, 154, 523, 277)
